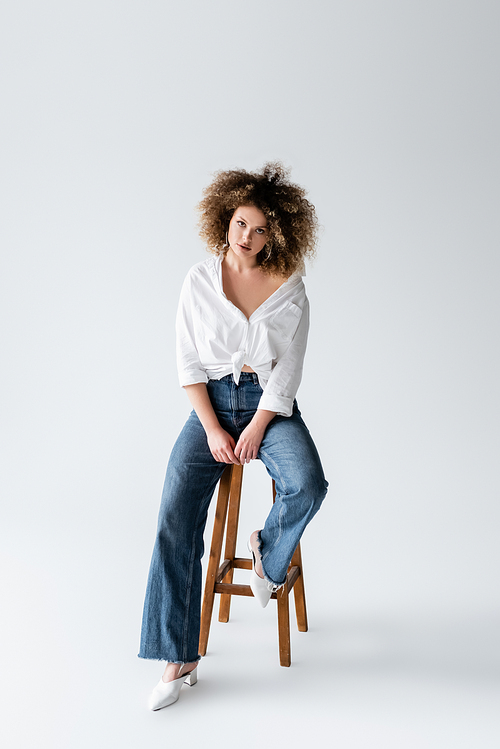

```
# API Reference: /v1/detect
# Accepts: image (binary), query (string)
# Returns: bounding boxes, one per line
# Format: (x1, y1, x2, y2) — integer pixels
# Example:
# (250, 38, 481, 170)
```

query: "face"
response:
(227, 205, 268, 262)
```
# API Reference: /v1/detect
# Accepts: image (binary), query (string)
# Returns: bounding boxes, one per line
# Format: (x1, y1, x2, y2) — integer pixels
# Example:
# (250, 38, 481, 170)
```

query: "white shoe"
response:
(148, 667, 197, 711)
(247, 539, 273, 608)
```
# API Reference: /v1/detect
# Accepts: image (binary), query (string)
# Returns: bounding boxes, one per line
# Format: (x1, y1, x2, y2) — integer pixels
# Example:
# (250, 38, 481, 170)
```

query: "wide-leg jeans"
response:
(138, 373, 328, 663)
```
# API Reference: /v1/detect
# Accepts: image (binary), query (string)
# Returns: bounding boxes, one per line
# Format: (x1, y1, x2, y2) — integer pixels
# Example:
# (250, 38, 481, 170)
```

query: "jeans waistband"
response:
(211, 373, 259, 385)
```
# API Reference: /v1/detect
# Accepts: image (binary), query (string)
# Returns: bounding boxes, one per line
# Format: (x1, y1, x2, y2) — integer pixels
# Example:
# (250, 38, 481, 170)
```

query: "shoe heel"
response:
(247, 539, 256, 564)
(184, 667, 197, 687)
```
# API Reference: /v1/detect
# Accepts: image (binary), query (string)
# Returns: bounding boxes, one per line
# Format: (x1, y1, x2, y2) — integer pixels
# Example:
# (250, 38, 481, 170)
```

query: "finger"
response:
(235, 439, 248, 455)
(225, 447, 240, 465)
(245, 447, 255, 463)
(226, 439, 239, 463)
(238, 444, 254, 463)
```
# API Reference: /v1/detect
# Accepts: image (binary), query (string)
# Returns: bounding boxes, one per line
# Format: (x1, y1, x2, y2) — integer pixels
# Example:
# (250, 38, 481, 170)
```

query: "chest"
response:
(221, 266, 284, 319)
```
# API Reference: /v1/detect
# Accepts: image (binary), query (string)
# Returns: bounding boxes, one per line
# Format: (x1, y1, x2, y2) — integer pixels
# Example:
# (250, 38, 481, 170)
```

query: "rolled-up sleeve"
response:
(175, 273, 208, 387)
(257, 297, 309, 417)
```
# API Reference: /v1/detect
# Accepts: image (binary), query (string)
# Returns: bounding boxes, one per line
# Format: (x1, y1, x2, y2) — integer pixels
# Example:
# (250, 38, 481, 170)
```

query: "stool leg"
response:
(219, 464, 243, 622)
(273, 478, 292, 666)
(290, 543, 308, 632)
(276, 583, 291, 667)
(199, 466, 233, 657)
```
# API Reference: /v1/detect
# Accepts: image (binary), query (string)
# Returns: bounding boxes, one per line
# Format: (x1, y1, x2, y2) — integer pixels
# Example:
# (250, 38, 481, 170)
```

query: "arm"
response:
(185, 383, 276, 465)
(183, 383, 240, 465)
(234, 296, 310, 461)
(176, 272, 209, 387)
(257, 296, 310, 416)
(177, 272, 239, 464)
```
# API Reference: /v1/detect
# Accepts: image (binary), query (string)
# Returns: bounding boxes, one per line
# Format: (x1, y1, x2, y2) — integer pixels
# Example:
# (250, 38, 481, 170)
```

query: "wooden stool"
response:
(198, 463, 308, 667)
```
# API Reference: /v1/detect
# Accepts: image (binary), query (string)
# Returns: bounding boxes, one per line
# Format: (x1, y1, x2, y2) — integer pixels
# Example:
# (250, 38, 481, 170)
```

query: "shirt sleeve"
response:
(257, 297, 309, 417)
(175, 272, 209, 387)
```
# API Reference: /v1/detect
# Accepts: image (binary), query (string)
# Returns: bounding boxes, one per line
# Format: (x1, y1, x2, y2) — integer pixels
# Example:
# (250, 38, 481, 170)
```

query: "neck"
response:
(223, 248, 259, 273)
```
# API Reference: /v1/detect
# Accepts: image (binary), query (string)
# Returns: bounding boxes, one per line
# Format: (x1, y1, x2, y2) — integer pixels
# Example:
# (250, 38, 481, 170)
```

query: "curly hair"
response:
(197, 162, 318, 276)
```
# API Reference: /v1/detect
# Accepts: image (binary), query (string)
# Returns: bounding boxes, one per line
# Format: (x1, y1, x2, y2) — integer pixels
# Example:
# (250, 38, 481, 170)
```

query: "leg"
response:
(290, 541, 308, 631)
(199, 465, 234, 654)
(276, 583, 291, 666)
(138, 410, 226, 663)
(257, 404, 328, 587)
(218, 464, 244, 623)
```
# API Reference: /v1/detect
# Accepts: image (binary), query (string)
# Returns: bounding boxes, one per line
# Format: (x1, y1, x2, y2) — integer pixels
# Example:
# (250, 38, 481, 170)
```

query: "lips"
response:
(238, 243, 251, 250)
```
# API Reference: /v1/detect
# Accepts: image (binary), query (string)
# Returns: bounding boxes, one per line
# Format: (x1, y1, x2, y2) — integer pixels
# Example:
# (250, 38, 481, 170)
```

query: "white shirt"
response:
(176, 256, 309, 417)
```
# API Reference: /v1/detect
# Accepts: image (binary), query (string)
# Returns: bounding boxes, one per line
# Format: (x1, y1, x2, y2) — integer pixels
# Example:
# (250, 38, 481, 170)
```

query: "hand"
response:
(207, 426, 241, 465)
(234, 421, 266, 464)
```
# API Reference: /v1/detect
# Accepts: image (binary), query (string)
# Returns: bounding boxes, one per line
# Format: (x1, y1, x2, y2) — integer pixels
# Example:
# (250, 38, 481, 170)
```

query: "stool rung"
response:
(215, 582, 282, 599)
(214, 566, 301, 598)
(215, 559, 232, 583)
(215, 582, 254, 596)
(286, 566, 301, 590)
(215, 557, 252, 583)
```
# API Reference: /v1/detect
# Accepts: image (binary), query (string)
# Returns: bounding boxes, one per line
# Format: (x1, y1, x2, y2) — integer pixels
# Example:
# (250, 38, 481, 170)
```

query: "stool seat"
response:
(199, 463, 308, 667)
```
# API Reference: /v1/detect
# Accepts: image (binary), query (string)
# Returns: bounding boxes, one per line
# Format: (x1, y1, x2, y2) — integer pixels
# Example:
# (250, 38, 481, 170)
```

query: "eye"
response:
(237, 220, 246, 227)
(256, 228, 266, 234)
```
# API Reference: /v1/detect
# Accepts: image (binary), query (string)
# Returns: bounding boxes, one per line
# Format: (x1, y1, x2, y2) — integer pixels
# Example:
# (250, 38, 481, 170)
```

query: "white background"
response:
(1, 1, 499, 747)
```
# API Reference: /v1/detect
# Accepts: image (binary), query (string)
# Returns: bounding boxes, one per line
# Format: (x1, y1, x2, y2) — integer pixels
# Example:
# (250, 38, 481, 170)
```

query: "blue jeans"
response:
(138, 374, 328, 663)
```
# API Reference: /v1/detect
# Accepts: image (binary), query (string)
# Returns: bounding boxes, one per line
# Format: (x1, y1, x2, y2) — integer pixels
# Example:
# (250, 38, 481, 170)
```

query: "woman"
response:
(139, 163, 328, 710)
